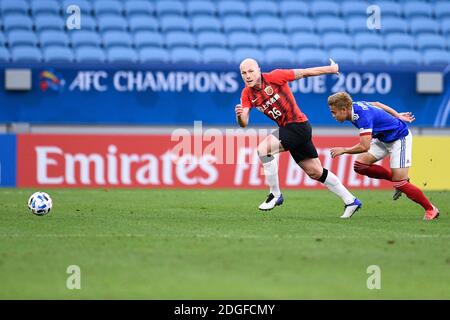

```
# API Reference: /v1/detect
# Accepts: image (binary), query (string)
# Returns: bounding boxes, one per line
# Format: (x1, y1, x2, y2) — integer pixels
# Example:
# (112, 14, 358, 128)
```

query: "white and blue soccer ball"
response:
(28, 192, 53, 216)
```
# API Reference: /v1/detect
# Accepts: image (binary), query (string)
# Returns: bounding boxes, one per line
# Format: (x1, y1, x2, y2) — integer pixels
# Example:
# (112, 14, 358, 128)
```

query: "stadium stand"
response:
(202, 47, 232, 63)
(0, 0, 449, 65)
(139, 46, 168, 63)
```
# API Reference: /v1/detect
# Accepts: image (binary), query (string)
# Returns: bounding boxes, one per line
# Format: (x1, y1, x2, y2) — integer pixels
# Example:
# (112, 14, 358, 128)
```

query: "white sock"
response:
(323, 170, 355, 205)
(261, 154, 281, 197)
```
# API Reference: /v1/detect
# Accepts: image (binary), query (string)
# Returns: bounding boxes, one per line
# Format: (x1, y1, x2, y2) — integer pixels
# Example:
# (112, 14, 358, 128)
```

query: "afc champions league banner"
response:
(16, 133, 391, 189)
(0, 64, 449, 127)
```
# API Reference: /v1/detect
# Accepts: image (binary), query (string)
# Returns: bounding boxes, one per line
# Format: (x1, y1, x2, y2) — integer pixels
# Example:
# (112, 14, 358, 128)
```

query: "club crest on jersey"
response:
(264, 86, 274, 96)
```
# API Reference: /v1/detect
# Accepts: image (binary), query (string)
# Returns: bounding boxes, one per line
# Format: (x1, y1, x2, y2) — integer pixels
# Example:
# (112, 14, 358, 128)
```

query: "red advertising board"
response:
(17, 134, 391, 189)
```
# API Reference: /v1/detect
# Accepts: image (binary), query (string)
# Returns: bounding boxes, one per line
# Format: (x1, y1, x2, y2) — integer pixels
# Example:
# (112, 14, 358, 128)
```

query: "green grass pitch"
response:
(0, 188, 449, 299)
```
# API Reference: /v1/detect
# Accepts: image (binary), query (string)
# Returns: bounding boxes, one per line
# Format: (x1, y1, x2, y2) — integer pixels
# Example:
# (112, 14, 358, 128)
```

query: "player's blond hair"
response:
(328, 92, 353, 110)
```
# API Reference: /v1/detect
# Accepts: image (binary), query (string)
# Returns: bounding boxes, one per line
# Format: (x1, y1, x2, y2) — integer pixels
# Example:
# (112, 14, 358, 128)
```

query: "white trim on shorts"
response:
(367, 130, 412, 169)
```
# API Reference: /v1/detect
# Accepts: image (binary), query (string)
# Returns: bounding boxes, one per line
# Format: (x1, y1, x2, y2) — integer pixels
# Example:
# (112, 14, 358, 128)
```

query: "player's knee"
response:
(256, 144, 266, 157)
(353, 161, 368, 174)
(305, 167, 323, 180)
(257, 148, 273, 163)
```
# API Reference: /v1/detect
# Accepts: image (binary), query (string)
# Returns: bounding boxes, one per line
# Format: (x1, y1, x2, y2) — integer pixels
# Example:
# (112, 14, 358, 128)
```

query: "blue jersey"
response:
(351, 101, 409, 143)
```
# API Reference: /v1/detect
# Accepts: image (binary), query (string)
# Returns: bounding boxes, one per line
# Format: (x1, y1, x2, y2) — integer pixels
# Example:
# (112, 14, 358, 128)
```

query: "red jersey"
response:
(240, 69, 308, 127)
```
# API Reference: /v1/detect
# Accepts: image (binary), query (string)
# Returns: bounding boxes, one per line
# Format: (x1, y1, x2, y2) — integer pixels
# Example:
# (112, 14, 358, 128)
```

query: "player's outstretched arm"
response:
(293, 58, 339, 80)
(235, 104, 250, 128)
(371, 101, 415, 123)
(330, 135, 372, 158)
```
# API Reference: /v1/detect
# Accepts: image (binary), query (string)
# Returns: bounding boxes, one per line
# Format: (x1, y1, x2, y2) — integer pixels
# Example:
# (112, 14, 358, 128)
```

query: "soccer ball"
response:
(28, 192, 53, 216)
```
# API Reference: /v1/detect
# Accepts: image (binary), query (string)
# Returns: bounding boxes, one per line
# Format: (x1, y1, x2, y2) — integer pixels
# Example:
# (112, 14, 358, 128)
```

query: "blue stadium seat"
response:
(78, 15, 97, 31)
(423, 49, 450, 65)
(129, 16, 159, 32)
(391, 49, 422, 65)
(341, 1, 368, 18)
(259, 32, 290, 50)
(322, 33, 353, 50)
(360, 49, 391, 64)
(403, 2, 433, 19)
(416, 34, 447, 51)
(410, 18, 440, 35)
(254, 16, 284, 33)
(442, 19, 450, 35)
(329, 48, 359, 64)
(197, 32, 227, 49)
(285, 16, 315, 33)
(266, 48, 296, 65)
(218, 1, 248, 17)
(7, 31, 38, 48)
(155, 0, 185, 17)
(233, 48, 265, 64)
(35, 15, 65, 32)
(75, 47, 106, 63)
(93, 0, 123, 17)
(71, 31, 102, 48)
(382, 17, 408, 34)
(139, 47, 169, 63)
(291, 33, 321, 49)
(374, 1, 401, 17)
(166, 31, 196, 49)
(0, 33, 6, 47)
(223, 16, 253, 33)
(62, 0, 92, 15)
(30, 0, 61, 16)
(384, 33, 415, 50)
(124, 1, 155, 17)
(310, 1, 340, 17)
(107, 47, 138, 63)
(134, 31, 164, 48)
(279, 1, 309, 18)
(228, 32, 258, 49)
(316, 17, 346, 33)
(192, 16, 222, 33)
(170, 48, 202, 63)
(435, 2, 450, 20)
(11, 46, 42, 62)
(354, 33, 384, 50)
(186, 1, 216, 17)
(40, 31, 70, 48)
(33, 11, 60, 20)
(98, 16, 128, 32)
(0, 0, 29, 16)
(346, 17, 368, 34)
(297, 49, 328, 65)
(248, 1, 279, 17)
(160, 15, 190, 32)
(103, 31, 133, 48)
(202, 48, 233, 63)
(43, 46, 74, 63)
(0, 47, 10, 62)
(3, 15, 34, 32)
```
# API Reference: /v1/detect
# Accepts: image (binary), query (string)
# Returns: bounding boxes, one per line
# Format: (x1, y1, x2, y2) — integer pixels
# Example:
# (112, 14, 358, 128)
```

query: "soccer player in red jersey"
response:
(235, 58, 362, 218)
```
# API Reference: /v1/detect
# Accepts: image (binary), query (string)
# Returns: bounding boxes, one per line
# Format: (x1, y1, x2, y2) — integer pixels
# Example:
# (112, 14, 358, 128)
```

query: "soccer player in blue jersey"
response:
(327, 91, 439, 220)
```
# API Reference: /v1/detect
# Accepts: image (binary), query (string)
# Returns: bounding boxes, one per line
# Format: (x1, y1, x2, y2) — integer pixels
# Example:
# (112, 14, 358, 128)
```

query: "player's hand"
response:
(330, 147, 346, 158)
(398, 112, 415, 123)
(329, 58, 339, 74)
(235, 104, 244, 117)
